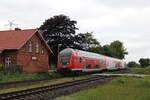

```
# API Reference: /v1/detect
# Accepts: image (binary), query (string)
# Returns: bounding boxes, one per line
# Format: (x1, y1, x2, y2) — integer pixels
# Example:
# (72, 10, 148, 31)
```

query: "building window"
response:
(26, 43, 28, 52)
(28, 41, 32, 52)
(41, 48, 44, 54)
(5, 57, 11, 66)
(36, 44, 39, 53)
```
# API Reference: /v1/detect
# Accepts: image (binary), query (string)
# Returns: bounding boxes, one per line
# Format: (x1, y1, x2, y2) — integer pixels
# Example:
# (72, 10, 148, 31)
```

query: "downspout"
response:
(0, 50, 3, 64)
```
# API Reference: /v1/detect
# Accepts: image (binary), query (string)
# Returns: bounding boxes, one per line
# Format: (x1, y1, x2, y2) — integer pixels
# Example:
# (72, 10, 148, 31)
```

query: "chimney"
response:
(15, 27, 21, 30)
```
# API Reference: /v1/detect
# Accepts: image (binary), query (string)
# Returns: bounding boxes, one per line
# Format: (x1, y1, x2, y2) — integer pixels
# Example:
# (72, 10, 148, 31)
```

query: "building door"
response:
(5, 57, 11, 66)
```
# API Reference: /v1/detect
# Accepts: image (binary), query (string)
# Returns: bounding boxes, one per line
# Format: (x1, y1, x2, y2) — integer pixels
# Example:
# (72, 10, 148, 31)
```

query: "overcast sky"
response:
(0, 0, 150, 62)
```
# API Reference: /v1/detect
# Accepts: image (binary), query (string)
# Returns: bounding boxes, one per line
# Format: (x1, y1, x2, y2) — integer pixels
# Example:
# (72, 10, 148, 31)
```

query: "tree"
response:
(139, 58, 150, 67)
(75, 32, 100, 50)
(88, 45, 102, 54)
(109, 40, 128, 59)
(127, 61, 140, 68)
(39, 14, 78, 64)
(87, 40, 128, 59)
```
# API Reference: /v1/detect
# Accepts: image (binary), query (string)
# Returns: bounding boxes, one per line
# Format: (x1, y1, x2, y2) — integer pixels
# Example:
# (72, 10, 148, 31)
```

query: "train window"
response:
(79, 57, 83, 63)
(59, 53, 71, 66)
(84, 64, 86, 68)
(85, 64, 91, 68)
(100, 60, 105, 64)
(95, 64, 99, 68)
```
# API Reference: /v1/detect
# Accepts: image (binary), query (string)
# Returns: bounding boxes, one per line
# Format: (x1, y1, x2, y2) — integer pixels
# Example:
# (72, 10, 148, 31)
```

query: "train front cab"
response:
(57, 48, 83, 74)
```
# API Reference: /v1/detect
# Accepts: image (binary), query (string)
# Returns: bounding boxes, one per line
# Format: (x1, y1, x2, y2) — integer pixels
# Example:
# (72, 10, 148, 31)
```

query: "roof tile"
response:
(0, 29, 37, 50)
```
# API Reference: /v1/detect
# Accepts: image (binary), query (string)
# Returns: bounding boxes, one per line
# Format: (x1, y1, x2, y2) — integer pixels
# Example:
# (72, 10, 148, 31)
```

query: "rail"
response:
(0, 76, 115, 100)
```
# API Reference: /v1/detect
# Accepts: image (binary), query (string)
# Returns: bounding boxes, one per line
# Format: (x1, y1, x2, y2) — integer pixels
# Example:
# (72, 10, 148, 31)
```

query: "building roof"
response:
(0, 29, 52, 53)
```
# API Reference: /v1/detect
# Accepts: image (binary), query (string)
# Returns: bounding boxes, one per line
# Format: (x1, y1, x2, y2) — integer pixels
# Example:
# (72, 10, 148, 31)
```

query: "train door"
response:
(99, 57, 107, 69)
(73, 56, 78, 68)
(107, 59, 112, 69)
(79, 57, 84, 69)
(73, 56, 83, 69)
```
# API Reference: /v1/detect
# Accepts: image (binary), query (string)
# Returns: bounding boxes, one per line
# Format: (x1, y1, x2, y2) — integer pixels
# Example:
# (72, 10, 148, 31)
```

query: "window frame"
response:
(5, 57, 11, 66)
(36, 43, 39, 53)
(28, 41, 32, 52)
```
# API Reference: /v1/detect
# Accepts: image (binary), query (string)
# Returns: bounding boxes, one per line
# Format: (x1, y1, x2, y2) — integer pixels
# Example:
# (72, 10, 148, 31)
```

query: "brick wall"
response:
(2, 50, 18, 65)
(17, 32, 50, 72)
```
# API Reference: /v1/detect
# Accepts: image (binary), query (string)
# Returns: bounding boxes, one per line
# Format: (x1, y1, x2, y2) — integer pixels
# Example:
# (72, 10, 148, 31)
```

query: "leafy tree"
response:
(88, 40, 128, 59)
(127, 61, 140, 68)
(88, 45, 102, 54)
(39, 14, 78, 64)
(109, 40, 128, 59)
(75, 32, 100, 50)
(139, 58, 150, 67)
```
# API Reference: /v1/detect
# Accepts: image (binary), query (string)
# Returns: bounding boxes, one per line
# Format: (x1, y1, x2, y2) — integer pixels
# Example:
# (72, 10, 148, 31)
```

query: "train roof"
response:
(59, 48, 74, 55)
(59, 48, 123, 62)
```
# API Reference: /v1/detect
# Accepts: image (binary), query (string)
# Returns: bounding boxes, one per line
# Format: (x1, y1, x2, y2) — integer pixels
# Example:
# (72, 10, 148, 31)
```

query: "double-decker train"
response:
(57, 48, 126, 73)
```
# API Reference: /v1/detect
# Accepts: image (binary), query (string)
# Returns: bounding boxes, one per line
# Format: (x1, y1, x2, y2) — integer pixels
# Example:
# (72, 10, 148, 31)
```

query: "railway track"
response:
(0, 75, 116, 100)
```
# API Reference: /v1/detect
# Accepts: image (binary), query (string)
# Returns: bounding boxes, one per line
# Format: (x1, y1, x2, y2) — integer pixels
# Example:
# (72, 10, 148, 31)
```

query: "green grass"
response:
(131, 66, 150, 74)
(55, 67, 150, 100)
(0, 72, 62, 83)
(55, 76, 150, 100)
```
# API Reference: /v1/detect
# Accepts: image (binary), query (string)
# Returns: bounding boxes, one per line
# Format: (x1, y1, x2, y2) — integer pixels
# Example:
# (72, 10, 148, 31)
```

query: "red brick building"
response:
(0, 29, 52, 72)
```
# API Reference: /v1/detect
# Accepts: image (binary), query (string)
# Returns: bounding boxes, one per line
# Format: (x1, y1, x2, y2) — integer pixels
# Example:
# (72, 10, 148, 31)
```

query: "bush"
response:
(127, 61, 140, 68)
(13, 65, 23, 73)
(37, 72, 51, 79)
(132, 66, 150, 75)
(139, 58, 150, 67)
(2, 64, 23, 74)
(0, 64, 4, 72)
(0, 72, 62, 83)
(37, 72, 62, 79)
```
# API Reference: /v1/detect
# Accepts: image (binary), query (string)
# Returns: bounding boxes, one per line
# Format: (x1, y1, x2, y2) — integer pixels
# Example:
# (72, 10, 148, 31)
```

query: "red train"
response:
(57, 48, 126, 73)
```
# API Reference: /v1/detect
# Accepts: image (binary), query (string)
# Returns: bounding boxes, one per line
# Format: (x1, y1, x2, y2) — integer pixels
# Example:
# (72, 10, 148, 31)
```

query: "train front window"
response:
(60, 54, 70, 66)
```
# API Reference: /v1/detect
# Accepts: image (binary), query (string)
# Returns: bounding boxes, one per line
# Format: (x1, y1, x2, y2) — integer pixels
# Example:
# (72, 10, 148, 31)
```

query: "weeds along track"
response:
(0, 68, 131, 90)
(0, 68, 131, 100)
(0, 78, 60, 90)
(0, 76, 117, 100)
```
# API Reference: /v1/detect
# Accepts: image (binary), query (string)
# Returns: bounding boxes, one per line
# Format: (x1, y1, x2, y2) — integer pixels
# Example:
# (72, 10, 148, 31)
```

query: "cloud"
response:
(0, 0, 150, 62)
(87, 0, 150, 8)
